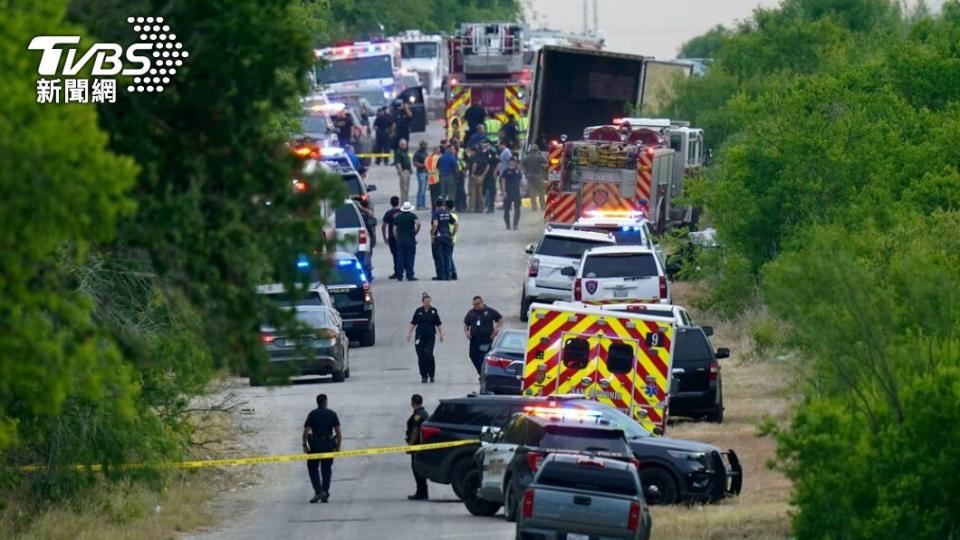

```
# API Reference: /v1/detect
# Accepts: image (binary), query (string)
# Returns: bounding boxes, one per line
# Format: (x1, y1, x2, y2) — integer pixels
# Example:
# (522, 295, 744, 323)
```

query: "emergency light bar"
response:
(583, 210, 646, 219)
(309, 102, 345, 113)
(317, 43, 392, 58)
(523, 406, 603, 421)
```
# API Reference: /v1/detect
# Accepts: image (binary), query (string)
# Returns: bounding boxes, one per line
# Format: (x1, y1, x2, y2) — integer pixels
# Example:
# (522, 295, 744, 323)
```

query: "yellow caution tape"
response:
(19, 439, 478, 473)
(356, 153, 394, 158)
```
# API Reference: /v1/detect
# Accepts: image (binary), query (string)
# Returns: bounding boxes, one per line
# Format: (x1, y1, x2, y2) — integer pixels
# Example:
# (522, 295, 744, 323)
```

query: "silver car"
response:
(256, 304, 350, 385)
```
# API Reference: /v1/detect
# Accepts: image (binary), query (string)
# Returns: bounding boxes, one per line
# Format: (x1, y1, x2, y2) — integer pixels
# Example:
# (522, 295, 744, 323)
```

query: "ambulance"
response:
(521, 301, 677, 434)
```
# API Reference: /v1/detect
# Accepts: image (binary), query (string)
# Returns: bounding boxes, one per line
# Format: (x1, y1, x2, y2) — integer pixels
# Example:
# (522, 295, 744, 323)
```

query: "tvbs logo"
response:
(28, 16, 188, 104)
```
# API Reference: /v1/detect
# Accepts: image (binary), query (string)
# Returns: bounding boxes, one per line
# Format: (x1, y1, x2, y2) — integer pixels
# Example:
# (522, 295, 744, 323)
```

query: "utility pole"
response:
(582, 0, 589, 34)
(593, 0, 599, 32)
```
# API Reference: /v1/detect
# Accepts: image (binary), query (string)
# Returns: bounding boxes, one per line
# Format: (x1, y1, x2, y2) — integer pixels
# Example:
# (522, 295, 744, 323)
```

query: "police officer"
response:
(406, 394, 430, 500)
(463, 296, 504, 375)
(407, 293, 444, 383)
(302, 393, 342, 503)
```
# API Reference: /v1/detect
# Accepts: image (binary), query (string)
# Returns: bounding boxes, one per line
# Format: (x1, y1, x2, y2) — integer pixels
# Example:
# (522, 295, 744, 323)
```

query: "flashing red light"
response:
(293, 146, 312, 158)
(628, 500, 641, 531)
(260, 333, 275, 345)
(420, 425, 441, 443)
(522, 489, 535, 519)
(293, 180, 308, 193)
(612, 117, 625, 124)
(449, 77, 458, 87)
(646, 146, 656, 157)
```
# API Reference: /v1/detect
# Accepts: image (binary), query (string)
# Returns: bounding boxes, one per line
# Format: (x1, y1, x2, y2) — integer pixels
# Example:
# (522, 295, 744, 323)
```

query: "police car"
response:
(572, 212, 665, 267)
(570, 245, 671, 305)
(521, 227, 616, 321)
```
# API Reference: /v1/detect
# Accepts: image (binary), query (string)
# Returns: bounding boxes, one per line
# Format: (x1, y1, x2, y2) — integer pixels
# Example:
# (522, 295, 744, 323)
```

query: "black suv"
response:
(413, 395, 742, 506)
(669, 326, 729, 422)
(474, 410, 636, 521)
(321, 252, 375, 346)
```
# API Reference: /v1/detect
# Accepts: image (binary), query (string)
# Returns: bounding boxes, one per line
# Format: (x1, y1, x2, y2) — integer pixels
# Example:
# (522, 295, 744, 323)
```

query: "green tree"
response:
(0, 1, 138, 453)
(678, 24, 727, 58)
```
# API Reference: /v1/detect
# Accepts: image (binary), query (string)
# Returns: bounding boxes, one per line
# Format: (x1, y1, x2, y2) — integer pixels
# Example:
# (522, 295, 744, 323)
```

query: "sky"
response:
(524, 0, 946, 59)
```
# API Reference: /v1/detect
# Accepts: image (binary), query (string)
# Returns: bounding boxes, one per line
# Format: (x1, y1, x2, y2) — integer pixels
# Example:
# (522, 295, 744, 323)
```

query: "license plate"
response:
(614, 288, 628, 298)
(566, 534, 589, 540)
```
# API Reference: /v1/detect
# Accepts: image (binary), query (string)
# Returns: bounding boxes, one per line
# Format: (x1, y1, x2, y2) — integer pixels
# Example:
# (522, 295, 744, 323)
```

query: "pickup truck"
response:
(516, 453, 652, 540)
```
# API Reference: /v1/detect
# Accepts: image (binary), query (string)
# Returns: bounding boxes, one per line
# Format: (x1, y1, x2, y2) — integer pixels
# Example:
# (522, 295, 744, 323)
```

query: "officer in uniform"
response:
(302, 393, 342, 503)
(407, 293, 444, 383)
(406, 394, 430, 500)
(462, 296, 504, 375)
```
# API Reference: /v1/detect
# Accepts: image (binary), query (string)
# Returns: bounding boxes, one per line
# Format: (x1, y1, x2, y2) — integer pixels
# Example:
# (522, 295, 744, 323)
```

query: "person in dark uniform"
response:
(406, 394, 430, 500)
(500, 156, 523, 230)
(407, 293, 444, 383)
(462, 296, 504, 375)
(302, 393, 342, 503)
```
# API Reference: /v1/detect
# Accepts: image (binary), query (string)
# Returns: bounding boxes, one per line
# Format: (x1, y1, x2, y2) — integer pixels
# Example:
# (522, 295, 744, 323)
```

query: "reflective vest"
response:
(484, 118, 502, 143)
(425, 154, 440, 185)
(518, 116, 529, 140)
(449, 211, 459, 244)
(447, 116, 465, 142)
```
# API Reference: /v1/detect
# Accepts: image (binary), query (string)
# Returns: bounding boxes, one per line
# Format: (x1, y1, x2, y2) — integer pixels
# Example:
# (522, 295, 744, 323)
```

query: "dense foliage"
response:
(325, 0, 521, 41)
(668, 1, 960, 536)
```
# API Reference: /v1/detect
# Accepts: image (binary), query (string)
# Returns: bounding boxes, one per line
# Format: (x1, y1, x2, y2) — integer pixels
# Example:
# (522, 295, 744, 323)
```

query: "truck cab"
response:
(395, 30, 447, 96)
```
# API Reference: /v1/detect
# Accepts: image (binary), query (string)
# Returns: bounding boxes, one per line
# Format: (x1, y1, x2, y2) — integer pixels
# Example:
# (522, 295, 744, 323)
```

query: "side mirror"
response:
(366, 184, 377, 192)
(525, 244, 535, 255)
(560, 266, 576, 277)
(702, 326, 714, 337)
(652, 426, 663, 436)
(479, 425, 500, 443)
(716, 347, 730, 359)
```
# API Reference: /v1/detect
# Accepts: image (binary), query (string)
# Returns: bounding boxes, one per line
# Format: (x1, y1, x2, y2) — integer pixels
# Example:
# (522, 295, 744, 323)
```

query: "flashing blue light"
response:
(296, 255, 311, 269)
(337, 259, 353, 267)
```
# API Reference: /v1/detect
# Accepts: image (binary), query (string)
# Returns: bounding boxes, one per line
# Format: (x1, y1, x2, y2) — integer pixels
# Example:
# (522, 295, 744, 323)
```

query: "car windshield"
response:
(294, 307, 334, 329)
(334, 203, 362, 228)
(495, 330, 527, 352)
(577, 404, 649, 439)
(537, 461, 638, 496)
(401, 42, 438, 59)
(541, 427, 628, 453)
(301, 114, 329, 134)
(328, 259, 366, 286)
(538, 235, 611, 259)
(674, 328, 714, 364)
(342, 174, 363, 196)
(583, 253, 659, 278)
(317, 55, 392, 85)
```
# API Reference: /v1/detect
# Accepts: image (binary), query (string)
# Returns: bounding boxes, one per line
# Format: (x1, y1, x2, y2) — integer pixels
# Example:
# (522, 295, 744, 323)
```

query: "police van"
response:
(521, 301, 677, 434)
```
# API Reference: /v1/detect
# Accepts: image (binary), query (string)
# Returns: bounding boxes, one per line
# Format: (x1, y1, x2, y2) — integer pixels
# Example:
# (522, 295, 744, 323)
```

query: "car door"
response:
(671, 327, 713, 395)
(398, 86, 427, 133)
(593, 335, 640, 417)
(480, 416, 523, 496)
(554, 333, 603, 398)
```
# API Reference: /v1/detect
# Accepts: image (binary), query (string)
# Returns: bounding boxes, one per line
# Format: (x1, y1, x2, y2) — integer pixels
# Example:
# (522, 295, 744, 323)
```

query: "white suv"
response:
(521, 227, 616, 321)
(571, 245, 671, 304)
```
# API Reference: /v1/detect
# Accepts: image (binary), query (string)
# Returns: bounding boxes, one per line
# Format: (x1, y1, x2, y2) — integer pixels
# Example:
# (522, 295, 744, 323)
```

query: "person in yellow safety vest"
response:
(484, 117, 501, 143)
(517, 115, 529, 146)
(444, 199, 459, 280)
(425, 146, 442, 207)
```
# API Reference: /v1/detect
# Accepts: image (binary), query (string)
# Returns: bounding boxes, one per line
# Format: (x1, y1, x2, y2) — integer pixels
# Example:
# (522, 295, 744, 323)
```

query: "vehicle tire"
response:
(520, 294, 533, 322)
(461, 469, 501, 517)
(344, 367, 351, 379)
(358, 324, 376, 347)
(503, 476, 520, 523)
(450, 458, 474, 501)
(640, 467, 678, 505)
(331, 369, 346, 383)
(706, 383, 724, 423)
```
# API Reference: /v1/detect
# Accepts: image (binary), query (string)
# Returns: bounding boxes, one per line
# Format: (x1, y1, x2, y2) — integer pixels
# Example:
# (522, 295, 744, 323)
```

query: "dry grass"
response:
(651, 282, 796, 539)
(0, 474, 215, 540)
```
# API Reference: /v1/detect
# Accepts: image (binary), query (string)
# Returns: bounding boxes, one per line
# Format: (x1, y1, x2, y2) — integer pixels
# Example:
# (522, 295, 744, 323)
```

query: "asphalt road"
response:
(191, 122, 538, 540)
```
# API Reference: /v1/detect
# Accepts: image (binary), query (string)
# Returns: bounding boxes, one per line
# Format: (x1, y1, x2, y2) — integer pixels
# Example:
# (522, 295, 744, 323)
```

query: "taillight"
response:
(526, 451, 545, 473)
(358, 228, 368, 247)
(527, 258, 540, 277)
(522, 489, 535, 519)
(420, 425, 441, 443)
(363, 281, 373, 303)
(486, 356, 513, 369)
(629, 458, 641, 470)
(709, 361, 719, 381)
(628, 500, 641, 531)
(574, 279, 582, 301)
(658, 276, 667, 300)
(260, 332, 275, 344)
(317, 328, 338, 339)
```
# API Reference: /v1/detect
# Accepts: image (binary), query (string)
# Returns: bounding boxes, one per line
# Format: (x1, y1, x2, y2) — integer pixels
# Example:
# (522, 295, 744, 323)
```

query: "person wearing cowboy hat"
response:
(406, 292, 444, 383)
(392, 201, 420, 281)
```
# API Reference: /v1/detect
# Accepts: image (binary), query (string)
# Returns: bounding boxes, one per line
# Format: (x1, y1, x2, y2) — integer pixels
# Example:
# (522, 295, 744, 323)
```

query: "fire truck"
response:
(521, 301, 677, 435)
(544, 133, 678, 232)
(444, 23, 531, 141)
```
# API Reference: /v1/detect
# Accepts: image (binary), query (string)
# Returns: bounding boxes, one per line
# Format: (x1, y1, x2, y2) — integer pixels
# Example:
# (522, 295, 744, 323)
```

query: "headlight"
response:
(667, 450, 710, 468)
